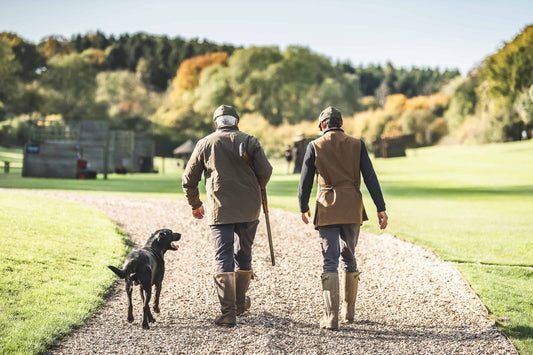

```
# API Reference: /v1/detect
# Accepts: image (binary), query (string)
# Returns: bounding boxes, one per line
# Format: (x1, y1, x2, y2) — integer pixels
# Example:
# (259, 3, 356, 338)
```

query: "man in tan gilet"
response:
(298, 106, 388, 330)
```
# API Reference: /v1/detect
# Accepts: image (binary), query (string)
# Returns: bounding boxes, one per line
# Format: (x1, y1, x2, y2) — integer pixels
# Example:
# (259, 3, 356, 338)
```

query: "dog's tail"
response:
(108, 265, 125, 279)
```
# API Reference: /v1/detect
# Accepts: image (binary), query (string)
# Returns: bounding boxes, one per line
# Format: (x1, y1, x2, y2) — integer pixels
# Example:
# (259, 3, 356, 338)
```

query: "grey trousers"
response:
(210, 220, 260, 273)
(318, 224, 361, 273)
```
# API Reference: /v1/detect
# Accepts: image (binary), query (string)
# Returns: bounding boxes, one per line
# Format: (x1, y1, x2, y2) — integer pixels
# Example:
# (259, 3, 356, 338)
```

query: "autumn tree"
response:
(478, 25, 533, 109)
(172, 51, 228, 93)
(81, 48, 106, 68)
(442, 24, 533, 142)
(38, 35, 72, 59)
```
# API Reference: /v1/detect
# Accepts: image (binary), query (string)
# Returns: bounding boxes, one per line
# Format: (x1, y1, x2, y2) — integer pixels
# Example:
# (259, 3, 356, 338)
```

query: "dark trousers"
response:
(318, 224, 360, 273)
(210, 220, 259, 273)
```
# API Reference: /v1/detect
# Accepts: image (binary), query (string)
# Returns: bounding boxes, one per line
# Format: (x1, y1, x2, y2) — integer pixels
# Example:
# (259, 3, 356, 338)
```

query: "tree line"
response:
(6, 27, 530, 156)
(445, 24, 533, 142)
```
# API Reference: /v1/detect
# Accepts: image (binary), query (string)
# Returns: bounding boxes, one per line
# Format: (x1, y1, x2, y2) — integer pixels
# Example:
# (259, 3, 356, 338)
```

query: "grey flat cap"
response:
(213, 105, 239, 121)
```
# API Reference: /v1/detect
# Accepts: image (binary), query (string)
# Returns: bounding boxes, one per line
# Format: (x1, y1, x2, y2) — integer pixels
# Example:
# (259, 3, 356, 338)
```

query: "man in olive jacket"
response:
(298, 106, 388, 330)
(182, 105, 272, 327)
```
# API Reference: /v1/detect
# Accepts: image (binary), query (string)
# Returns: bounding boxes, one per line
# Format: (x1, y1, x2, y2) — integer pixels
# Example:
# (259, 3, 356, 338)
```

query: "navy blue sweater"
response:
(298, 128, 386, 214)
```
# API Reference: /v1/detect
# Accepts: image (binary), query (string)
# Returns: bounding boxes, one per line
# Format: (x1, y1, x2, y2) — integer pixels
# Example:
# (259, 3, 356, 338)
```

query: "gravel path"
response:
(29, 191, 515, 355)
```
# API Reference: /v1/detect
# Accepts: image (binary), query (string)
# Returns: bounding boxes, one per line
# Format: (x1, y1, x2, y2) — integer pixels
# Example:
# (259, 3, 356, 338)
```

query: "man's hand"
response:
(378, 211, 388, 230)
(301, 210, 311, 224)
(192, 205, 205, 219)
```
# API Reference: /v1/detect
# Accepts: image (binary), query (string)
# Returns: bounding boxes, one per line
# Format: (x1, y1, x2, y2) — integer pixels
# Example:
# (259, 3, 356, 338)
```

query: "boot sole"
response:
(320, 322, 339, 330)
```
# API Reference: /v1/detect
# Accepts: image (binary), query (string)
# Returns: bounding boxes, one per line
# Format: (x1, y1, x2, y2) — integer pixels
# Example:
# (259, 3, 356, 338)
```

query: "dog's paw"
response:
(127, 315, 134, 323)
(148, 315, 156, 323)
(142, 322, 150, 330)
(153, 305, 160, 313)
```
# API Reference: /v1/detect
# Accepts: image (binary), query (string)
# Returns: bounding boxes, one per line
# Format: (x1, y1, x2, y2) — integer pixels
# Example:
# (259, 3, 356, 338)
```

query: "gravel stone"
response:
(10, 190, 516, 354)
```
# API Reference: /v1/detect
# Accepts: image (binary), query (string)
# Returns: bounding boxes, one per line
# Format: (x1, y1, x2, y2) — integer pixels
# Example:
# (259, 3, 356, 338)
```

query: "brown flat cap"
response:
(213, 105, 239, 121)
(318, 106, 342, 123)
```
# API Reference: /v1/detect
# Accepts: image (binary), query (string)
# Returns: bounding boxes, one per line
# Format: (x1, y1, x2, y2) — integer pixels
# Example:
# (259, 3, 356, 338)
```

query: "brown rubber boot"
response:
(320, 272, 339, 330)
(214, 272, 236, 327)
(341, 271, 360, 323)
(235, 270, 253, 315)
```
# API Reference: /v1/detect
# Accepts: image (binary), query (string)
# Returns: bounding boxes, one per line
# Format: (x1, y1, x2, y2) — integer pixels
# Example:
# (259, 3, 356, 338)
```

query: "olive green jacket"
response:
(182, 126, 272, 225)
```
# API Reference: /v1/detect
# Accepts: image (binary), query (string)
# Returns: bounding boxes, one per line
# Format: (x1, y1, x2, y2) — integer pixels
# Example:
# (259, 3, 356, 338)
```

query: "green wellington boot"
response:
(214, 272, 236, 327)
(235, 270, 253, 315)
(341, 271, 360, 323)
(320, 272, 339, 330)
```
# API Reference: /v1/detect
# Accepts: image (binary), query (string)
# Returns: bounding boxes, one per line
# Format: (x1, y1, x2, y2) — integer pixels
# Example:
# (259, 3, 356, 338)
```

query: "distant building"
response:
(292, 132, 315, 174)
(372, 135, 415, 158)
(22, 120, 155, 178)
(173, 139, 197, 166)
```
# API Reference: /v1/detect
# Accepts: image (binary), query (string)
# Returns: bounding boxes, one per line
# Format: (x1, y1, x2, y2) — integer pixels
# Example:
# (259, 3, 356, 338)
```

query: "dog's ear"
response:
(155, 229, 170, 241)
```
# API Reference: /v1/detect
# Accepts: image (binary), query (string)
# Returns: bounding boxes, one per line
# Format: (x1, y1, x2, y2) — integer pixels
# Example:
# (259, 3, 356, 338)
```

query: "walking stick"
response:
(239, 142, 276, 266)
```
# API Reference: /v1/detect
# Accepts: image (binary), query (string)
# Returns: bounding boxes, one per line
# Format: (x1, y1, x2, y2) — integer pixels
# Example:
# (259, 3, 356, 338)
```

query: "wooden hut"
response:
(173, 140, 196, 166)
(372, 135, 414, 158)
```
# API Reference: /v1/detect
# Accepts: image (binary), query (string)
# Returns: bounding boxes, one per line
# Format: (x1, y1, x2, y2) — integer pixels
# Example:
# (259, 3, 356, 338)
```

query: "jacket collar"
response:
(323, 128, 344, 134)
(216, 125, 240, 132)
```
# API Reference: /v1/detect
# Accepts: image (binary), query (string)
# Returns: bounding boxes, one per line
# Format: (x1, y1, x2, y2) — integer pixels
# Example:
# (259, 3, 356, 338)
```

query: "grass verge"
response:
(0, 191, 130, 354)
(456, 264, 533, 354)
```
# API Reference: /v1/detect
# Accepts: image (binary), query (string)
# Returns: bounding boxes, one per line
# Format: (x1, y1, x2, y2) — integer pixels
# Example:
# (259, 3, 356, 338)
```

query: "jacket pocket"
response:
(317, 187, 336, 207)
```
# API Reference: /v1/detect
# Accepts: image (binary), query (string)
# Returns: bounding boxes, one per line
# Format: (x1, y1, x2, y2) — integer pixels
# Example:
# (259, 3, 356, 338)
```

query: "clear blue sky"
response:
(1, 0, 531, 74)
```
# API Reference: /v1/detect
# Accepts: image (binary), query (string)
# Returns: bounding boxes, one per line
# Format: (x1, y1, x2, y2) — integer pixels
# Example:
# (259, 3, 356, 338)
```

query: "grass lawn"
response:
(0, 156, 183, 196)
(1, 140, 532, 353)
(0, 191, 130, 354)
(457, 264, 533, 352)
(363, 141, 533, 354)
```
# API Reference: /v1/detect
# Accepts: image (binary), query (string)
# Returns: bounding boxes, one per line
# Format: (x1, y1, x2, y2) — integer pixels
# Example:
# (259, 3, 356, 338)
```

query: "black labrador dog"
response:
(108, 229, 181, 329)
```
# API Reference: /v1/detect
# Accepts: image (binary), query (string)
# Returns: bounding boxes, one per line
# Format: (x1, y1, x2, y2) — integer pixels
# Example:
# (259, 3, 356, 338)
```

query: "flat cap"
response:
(318, 106, 342, 123)
(213, 105, 239, 121)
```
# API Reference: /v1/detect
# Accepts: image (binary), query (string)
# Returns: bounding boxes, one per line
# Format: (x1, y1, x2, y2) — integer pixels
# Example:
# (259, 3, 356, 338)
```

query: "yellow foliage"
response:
(404, 93, 449, 111)
(345, 110, 377, 137)
(36, 114, 64, 126)
(382, 119, 403, 138)
(0, 32, 22, 47)
(239, 113, 319, 157)
(81, 48, 105, 66)
(360, 96, 378, 111)
(38, 37, 71, 58)
(171, 52, 228, 97)
(238, 113, 272, 139)
(383, 94, 406, 112)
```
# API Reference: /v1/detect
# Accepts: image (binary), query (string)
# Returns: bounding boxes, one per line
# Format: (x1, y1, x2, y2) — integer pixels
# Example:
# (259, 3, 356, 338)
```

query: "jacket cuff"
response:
(300, 205, 310, 213)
